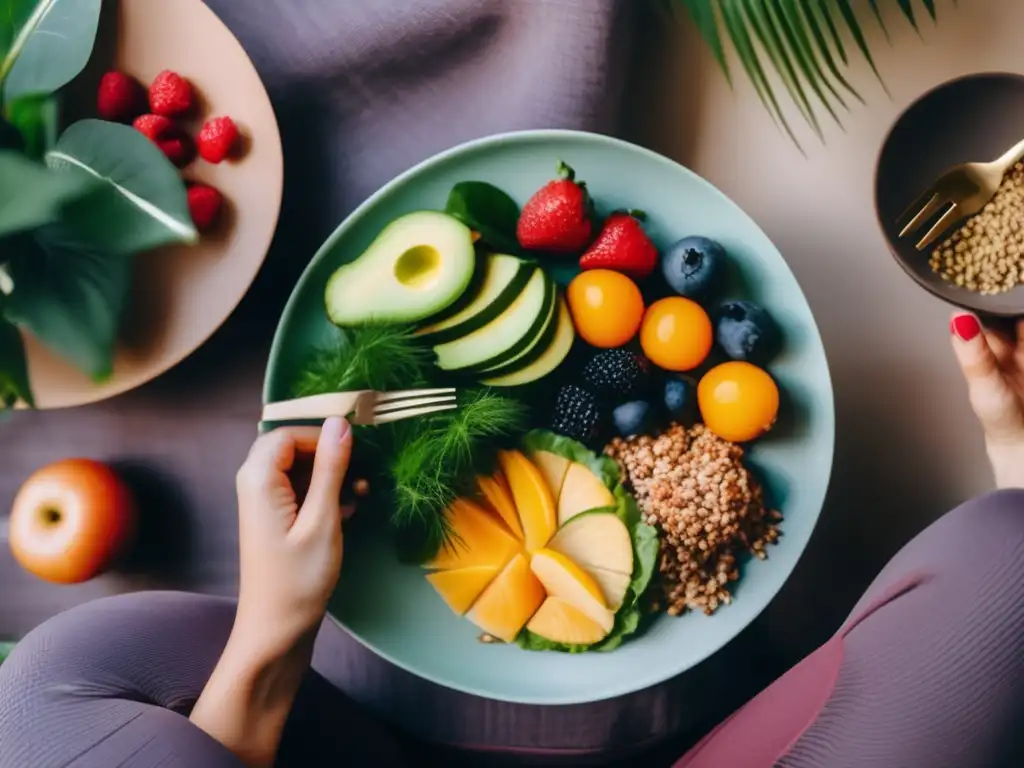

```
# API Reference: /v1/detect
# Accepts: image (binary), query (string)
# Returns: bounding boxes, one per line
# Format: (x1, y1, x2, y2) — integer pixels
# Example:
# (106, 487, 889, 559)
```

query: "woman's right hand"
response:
(950, 312, 1024, 488)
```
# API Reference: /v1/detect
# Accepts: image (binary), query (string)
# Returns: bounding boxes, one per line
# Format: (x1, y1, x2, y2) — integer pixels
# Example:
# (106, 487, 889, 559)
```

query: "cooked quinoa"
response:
(929, 161, 1024, 295)
(605, 423, 782, 616)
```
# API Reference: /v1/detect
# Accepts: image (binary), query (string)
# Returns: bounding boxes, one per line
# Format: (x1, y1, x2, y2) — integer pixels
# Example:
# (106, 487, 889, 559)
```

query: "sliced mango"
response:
(529, 450, 570, 503)
(548, 511, 633, 576)
(425, 498, 521, 571)
(527, 597, 611, 646)
(530, 549, 614, 633)
(427, 565, 501, 615)
(477, 472, 524, 540)
(467, 553, 545, 642)
(498, 450, 556, 552)
(557, 462, 616, 526)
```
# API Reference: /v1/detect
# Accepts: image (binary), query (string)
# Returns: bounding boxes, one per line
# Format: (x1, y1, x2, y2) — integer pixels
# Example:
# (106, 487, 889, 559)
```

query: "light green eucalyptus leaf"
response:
(46, 120, 197, 256)
(0, 150, 94, 237)
(4, 230, 132, 380)
(1, 0, 103, 103)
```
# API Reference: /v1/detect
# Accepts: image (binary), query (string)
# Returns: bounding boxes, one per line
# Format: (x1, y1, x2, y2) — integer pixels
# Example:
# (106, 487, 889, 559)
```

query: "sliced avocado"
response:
(416, 254, 532, 345)
(434, 269, 553, 372)
(481, 297, 575, 387)
(325, 211, 475, 326)
(479, 287, 561, 377)
(456, 274, 557, 374)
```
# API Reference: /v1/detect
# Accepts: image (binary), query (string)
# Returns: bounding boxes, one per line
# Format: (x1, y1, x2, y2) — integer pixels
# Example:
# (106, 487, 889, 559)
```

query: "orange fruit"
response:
(566, 270, 645, 348)
(698, 361, 780, 443)
(639, 297, 713, 371)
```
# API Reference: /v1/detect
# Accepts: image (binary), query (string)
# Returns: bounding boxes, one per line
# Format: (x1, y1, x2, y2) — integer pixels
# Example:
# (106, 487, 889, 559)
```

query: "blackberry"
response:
(550, 384, 602, 443)
(581, 349, 650, 400)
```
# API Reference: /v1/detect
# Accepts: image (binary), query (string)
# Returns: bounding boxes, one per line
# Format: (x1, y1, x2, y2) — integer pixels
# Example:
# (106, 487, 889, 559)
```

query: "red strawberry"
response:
(187, 183, 223, 231)
(579, 211, 659, 279)
(133, 115, 193, 167)
(516, 161, 592, 253)
(97, 71, 144, 122)
(148, 70, 193, 117)
(197, 116, 239, 164)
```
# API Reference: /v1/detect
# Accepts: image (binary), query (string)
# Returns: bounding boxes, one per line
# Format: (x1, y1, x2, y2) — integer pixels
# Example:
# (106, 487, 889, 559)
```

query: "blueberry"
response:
(715, 300, 780, 363)
(662, 374, 697, 424)
(612, 400, 655, 438)
(661, 236, 726, 298)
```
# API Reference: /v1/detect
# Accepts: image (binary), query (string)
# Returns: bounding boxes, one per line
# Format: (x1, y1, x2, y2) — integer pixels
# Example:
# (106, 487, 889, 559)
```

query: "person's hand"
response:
(950, 312, 1024, 489)
(190, 418, 353, 767)
(233, 416, 354, 662)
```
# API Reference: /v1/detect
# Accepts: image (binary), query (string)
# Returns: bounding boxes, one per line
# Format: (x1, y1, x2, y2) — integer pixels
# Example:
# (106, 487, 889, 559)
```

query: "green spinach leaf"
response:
(445, 181, 522, 254)
(4, 230, 132, 380)
(0, 150, 94, 237)
(0, 315, 33, 408)
(46, 120, 197, 255)
(0, 0, 103, 103)
(5, 93, 59, 158)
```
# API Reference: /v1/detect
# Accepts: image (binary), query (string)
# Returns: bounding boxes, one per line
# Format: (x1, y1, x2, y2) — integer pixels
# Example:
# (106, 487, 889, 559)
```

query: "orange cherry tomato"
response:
(639, 297, 713, 371)
(9, 459, 136, 584)
(566, 269, 645, 348)
(698, 361, 780, 443)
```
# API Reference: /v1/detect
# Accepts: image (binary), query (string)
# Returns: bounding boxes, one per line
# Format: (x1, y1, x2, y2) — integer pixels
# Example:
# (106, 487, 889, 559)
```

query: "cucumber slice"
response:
(417, 254, 531, 345)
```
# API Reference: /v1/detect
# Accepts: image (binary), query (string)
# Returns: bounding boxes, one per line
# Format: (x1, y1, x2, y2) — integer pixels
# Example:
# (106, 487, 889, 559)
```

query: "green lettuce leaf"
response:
(516, 429, 659, 653)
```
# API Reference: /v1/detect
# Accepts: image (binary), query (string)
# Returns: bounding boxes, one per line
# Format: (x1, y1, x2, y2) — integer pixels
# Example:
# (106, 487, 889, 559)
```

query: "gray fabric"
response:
(3, 491, 1024, 767)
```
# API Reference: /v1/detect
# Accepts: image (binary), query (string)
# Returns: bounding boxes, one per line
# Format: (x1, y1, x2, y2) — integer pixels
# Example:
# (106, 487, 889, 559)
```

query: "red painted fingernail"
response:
(950, 313, 981, 341)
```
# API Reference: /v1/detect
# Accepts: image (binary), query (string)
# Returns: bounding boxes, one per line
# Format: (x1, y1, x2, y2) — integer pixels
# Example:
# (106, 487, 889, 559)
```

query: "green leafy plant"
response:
(668, 0, 950, 145)
(0, 640, 15, 665)
(0, 0, 197, 410)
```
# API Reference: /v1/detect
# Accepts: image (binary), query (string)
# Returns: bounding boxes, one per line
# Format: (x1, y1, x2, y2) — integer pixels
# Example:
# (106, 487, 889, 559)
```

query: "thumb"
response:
(950, 312, 1024, 440)
(301, 417, 353, 526)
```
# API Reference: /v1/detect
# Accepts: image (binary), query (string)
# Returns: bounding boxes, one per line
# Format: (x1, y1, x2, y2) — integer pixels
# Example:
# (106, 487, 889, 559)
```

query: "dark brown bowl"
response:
(875, 71, 1024, 318)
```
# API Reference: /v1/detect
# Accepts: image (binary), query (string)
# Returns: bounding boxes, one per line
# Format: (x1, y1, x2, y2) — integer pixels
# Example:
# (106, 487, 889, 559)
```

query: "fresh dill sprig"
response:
(291, 324, 434, 397)
(387, 388, 530, 556)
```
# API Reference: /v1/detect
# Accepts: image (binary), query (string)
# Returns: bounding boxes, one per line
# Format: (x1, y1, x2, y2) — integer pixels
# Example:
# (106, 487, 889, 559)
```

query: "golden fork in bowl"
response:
(261, 388, 457, 427)
(899, 136, 1024, 250)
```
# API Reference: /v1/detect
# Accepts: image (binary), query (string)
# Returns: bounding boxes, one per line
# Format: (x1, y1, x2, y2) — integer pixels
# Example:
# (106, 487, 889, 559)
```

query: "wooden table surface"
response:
(2, 0, 1015, 764)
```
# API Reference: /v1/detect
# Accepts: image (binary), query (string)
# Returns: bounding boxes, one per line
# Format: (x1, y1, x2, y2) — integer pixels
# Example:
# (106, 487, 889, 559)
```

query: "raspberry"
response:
(550, 384, 602, 444)
(187, 183, 224, 232)
(158, 136, 195, 168)
(97, 71, 143, 123)
(133, 114, 173, 141)
(148, 70, 193, 117)
(133, 115, 193, 167)
(197, 116, 239, 164)
(581, 349, 650, 401)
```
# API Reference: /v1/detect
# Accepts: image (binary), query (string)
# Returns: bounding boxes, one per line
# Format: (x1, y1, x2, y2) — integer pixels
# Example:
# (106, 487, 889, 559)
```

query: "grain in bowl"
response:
(929, 161, 1024, 295)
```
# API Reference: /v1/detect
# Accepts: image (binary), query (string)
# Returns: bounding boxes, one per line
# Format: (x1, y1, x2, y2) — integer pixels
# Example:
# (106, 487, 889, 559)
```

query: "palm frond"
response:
(673, 0, 949, 146)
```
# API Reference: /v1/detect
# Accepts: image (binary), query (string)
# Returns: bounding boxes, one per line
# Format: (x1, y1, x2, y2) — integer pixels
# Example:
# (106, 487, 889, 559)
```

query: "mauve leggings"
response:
(2, 490, 1023, 768)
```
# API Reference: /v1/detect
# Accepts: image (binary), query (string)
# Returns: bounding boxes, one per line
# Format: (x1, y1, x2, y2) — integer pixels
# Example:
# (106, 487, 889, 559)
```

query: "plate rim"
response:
(28, 0, 285, 411)
(265, 128, 837, 704)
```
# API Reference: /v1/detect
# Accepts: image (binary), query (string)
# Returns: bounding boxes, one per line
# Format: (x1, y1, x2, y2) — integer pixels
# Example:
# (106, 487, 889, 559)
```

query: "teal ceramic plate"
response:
(264, 130, 834, 705)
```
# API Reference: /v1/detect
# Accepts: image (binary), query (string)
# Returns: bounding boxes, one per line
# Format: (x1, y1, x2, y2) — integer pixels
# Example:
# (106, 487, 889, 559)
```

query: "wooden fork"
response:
(898, 136, 1024, 251)
(261, 388, 457, 426)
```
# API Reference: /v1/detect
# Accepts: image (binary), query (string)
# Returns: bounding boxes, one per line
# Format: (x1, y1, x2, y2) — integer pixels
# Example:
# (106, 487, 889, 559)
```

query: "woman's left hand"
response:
(233, 416, 354, 662)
